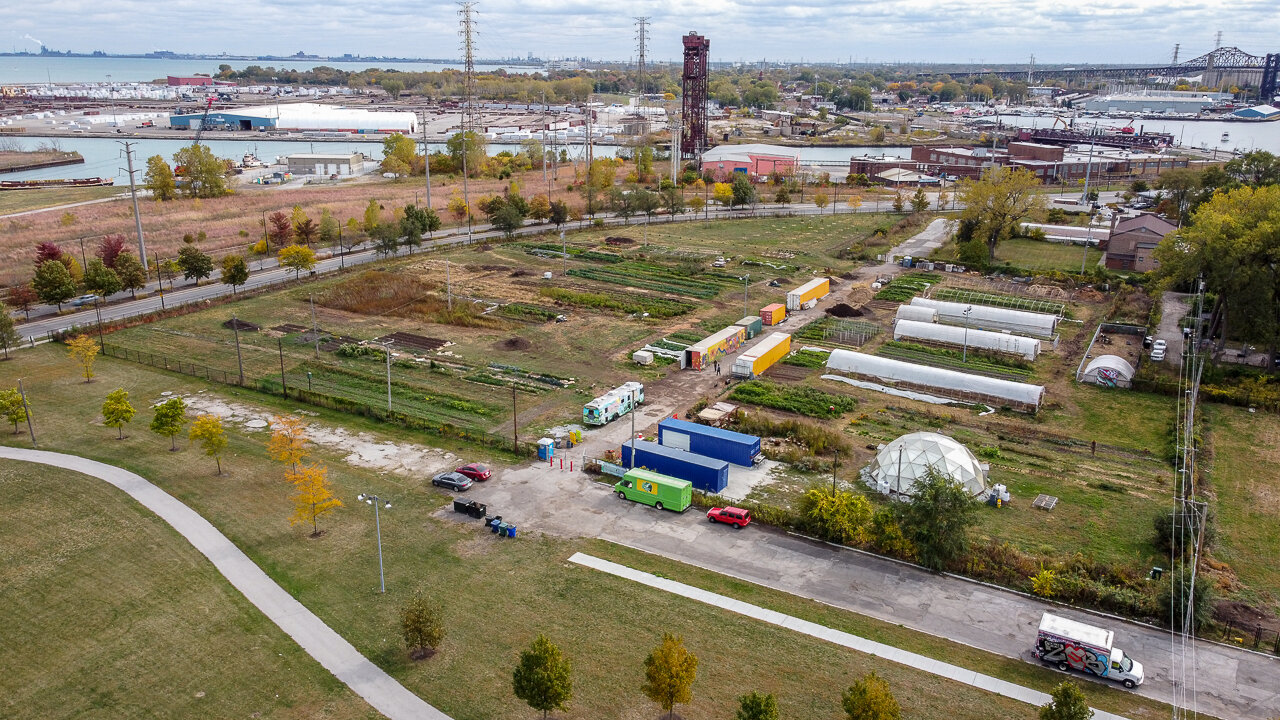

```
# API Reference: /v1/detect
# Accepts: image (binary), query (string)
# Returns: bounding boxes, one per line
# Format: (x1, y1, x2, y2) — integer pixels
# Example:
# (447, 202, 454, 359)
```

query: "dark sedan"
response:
(431, 471, 473, 491)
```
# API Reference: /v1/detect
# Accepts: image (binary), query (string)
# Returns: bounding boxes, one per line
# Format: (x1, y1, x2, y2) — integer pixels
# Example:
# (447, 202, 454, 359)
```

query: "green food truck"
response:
(614, 468, 692, 512)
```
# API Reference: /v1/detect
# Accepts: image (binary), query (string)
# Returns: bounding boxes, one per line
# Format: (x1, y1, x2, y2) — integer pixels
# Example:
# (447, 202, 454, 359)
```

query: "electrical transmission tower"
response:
(457, 1, 478, 242)
(635, 17, 650, 98)
(635, 16, 650, 137)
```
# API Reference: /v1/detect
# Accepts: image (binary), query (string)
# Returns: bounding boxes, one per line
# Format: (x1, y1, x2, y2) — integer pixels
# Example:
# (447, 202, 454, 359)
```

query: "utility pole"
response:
(629, 402, 636, 469)
(635, 16, 650, 136)
(117, 141, 149, 273)
(511, 383, 518, 453)
(17, 378, 36, 448)
(741, 274, 749, 318)
(420, 110, 433, 239)
(541, 92, 550, 197)
(310, 294, 319, 357)
(78, 236, 89, 271)
(385, 345, 392, 411)
(561, 231, 567, 276)
(232, 313, 245, 385)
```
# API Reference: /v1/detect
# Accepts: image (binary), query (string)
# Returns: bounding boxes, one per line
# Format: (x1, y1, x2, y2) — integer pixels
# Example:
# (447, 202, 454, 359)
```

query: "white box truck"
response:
(1033, 612, 1144, 688)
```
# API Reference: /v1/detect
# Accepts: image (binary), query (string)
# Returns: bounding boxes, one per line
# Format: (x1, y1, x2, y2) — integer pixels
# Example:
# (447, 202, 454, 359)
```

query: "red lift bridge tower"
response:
(681, 32, 709, 161)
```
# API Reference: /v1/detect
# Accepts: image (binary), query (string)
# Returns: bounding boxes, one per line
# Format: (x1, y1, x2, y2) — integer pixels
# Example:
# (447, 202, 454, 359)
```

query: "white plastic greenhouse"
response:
(910, 297, 1060, 337)
(893, 319, 1041, 360)
(864, 431, 989, 498)
(825, 349, 1045, 411)
(1079, 354, 1136, 388)
(894, 305, 939, 323)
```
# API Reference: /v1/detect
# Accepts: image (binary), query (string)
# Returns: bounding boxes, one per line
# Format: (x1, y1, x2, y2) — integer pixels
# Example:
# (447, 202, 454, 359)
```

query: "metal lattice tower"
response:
(457, 1, 478, 242)
(680, 32, 709, 161)
(635, 17, 649, 97)
(458, 1, 480, 134)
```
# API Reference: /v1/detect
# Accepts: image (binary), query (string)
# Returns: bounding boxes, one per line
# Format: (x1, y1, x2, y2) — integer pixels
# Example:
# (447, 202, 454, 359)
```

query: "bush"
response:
(730, 412, 850, 455)
(1158, 567, 1214, 632)
(336, 343, 386, 359)
(1153, 506, 1216, 555)
(796, 488, 873, 545)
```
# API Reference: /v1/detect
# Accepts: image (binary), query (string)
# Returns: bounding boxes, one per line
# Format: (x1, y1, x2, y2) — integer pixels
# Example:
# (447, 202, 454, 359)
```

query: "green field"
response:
(0, 344, 1177, 720)
(0, 186, 124, 216)
(0, 461, 375, 720)
(996, 237, 1104, 272)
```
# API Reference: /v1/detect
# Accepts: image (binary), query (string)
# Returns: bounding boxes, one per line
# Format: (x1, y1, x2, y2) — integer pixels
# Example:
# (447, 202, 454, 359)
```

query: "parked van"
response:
(614, 468, 691, 512)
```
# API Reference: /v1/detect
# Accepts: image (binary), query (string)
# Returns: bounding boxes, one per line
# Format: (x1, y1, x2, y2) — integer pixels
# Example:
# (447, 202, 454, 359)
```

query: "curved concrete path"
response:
(0, 447, 450, 720)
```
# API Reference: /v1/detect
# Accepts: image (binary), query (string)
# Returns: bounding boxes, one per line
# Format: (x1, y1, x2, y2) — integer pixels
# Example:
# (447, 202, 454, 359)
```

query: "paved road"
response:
(572, 552, 1131, 720)
(470, 456, 1277, 720)
(0, 447, 451, 720)
(457, 277, 1277, 720)
(11, 201, 907, 343)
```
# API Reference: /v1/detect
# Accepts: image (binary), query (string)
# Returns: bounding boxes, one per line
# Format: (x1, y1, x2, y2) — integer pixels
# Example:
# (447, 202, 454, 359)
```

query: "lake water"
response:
(0, 56, 531, 84)
(0, 137, 894, 185)
(991, 114, 1280, 155)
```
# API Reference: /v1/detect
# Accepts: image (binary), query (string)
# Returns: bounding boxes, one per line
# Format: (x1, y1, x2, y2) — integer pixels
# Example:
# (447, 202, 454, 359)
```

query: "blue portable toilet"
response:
(538, 438, 555, 460)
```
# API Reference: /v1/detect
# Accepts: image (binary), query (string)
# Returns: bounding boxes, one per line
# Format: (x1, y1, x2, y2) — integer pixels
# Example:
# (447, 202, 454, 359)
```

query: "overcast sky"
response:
(7, 0, 1278, 65)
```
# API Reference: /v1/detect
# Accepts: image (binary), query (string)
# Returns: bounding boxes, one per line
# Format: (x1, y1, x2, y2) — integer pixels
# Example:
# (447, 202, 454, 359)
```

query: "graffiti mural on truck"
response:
(1037, 638, 1110, 677)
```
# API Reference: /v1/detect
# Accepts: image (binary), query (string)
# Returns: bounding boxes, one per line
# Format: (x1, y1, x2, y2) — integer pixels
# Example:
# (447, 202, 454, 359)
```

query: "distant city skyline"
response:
(7, 1, 1278, 66)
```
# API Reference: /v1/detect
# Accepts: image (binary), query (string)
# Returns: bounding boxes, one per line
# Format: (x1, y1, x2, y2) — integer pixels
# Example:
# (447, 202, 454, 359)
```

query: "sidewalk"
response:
(571, 552, 1129, 720)
(0, 447, 451, 720)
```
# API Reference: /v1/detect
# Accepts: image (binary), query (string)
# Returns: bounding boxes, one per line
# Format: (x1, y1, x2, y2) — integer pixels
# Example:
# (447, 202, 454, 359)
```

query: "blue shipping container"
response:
(657, 418, 761, 467)
(620, 440, 729, 494)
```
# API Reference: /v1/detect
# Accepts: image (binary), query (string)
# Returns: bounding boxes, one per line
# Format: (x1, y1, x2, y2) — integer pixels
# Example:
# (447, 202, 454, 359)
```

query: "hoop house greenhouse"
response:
(910, 297, 1060, 337)
(825, 349, 1045, 411)
(893, 319, 1041, 360)
(864, 431, 989, 498)
(1079, 355, 1136, 388)
(895, 305, 939, 323)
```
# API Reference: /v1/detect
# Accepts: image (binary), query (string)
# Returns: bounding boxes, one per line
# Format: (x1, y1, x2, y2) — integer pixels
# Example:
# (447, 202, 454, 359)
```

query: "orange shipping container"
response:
(761, 303, 786, 326)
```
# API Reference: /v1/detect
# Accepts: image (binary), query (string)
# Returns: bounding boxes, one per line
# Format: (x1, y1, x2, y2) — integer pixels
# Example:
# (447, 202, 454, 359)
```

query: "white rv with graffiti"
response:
(1033, 612, 1145, 688)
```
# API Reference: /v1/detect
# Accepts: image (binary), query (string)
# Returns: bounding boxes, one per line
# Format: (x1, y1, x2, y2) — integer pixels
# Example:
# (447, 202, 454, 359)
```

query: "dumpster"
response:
(538, 438, 555, 460)
(507, 524, 517, 538)
(454, 498, 484, 515)
(469, 502, 487, 518)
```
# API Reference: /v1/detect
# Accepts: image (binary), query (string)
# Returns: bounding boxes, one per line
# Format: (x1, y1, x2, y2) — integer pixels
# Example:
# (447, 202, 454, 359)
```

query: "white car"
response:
(1150, 348, 1166, 362)
(1152, 339, 1168, 352)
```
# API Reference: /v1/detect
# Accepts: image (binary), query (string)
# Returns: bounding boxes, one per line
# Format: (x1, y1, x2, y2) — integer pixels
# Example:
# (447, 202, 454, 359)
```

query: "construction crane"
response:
(192, 97, 214, 146)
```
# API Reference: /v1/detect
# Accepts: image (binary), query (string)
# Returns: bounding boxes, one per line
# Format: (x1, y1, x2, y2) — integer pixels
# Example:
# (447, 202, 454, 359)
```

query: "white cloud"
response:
(7, 0, 1278, 64)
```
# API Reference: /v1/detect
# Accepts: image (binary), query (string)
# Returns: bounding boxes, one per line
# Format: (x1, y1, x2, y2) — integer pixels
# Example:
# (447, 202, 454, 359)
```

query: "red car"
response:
(707, 506, 751, 528)
(455, 463, 492, 481)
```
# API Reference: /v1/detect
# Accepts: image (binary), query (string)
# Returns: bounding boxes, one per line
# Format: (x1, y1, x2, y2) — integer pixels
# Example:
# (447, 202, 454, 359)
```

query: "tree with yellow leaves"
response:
(712, 182, 733, 207)
(288, 462, 342, 537)
(268, 415, 308, 471)
(66, 335, 100, 383)
(190, 414, 228, 475)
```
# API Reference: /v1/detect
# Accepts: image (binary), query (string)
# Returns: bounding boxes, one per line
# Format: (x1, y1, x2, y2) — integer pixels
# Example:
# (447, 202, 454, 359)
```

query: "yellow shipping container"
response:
(732, 333, 792, 377)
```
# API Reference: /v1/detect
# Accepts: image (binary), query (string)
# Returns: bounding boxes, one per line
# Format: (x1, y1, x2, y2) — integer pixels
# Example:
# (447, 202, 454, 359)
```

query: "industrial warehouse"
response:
(168, 102, 417, 133)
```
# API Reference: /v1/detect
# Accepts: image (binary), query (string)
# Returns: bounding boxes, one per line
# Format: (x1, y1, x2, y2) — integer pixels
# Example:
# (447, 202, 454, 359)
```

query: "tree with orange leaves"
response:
(267, 415, 308, 471)
(288, 462, 342, 537)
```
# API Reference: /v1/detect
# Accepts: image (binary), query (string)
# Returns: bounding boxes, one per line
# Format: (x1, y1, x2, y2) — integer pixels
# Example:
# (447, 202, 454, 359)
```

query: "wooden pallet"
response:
(1032, 494, 1059, 511)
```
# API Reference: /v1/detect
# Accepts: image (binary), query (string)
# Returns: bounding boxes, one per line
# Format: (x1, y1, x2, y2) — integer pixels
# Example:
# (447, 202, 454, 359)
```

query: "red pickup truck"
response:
(707, 506, 751, 528)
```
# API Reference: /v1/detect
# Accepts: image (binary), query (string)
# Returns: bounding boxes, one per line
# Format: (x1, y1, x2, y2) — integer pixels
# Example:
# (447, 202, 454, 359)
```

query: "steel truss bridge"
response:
(940, 47, 1279, 98)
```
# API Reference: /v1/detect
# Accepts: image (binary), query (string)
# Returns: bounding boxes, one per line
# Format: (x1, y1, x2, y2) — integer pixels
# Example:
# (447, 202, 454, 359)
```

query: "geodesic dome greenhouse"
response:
(864, 431, 989, 498)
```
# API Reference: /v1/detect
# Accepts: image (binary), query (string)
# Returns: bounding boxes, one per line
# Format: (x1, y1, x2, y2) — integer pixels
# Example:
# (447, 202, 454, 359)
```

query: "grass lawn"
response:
(0, 461, 376, 720)
(0, 186, 124, 216)
(0, 345, 1176, 720)
(995, 237, 1103, 272)
(1207, 405, 1280, 612)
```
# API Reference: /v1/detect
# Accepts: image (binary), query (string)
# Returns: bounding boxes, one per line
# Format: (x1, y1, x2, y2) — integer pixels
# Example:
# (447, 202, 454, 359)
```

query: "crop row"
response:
(567, 267, 722, 299)
(728, 380, 857, 419)
(539, 287, 693, 318)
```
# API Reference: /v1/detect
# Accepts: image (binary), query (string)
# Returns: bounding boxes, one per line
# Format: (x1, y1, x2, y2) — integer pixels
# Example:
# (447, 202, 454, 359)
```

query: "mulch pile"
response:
(825, 303, 865, 318)
(496, 337, 532, 351)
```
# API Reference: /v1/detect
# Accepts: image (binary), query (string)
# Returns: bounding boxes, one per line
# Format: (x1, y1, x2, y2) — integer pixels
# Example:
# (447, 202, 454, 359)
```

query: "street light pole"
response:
(962, 306, 973, 363)
(356, 493, 392, 593)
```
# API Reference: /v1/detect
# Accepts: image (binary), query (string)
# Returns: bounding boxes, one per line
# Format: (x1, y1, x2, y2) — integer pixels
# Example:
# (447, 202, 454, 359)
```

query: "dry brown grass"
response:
(316, 269, 506, 329)
(1, 160, 609, 288)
